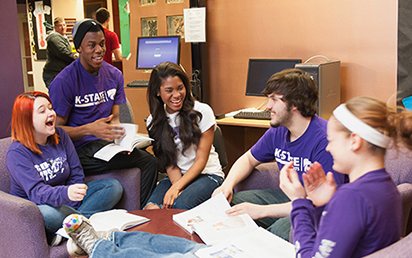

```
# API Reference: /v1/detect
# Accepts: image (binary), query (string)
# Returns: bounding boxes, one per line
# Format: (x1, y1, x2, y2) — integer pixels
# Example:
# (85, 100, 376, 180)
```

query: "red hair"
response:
(11, 91, 59, 154)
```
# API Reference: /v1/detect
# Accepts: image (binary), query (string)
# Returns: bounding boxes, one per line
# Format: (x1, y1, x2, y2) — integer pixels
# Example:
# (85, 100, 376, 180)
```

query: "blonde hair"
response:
(335, 97, 412, 155)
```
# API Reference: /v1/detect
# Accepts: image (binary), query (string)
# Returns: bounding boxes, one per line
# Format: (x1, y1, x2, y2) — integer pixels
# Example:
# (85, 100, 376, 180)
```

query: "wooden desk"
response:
(127, 209, 203, 243)
(216, 118, 270, 173)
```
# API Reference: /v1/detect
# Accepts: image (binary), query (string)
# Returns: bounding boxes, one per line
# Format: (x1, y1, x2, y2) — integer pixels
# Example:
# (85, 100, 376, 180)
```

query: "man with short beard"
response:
(213, 68, 345, 241)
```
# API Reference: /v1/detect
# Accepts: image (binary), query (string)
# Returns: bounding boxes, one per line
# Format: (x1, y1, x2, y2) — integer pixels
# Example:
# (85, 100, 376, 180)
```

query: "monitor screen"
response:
(136, 36, 181, 69)
(246, 59, 302, 96)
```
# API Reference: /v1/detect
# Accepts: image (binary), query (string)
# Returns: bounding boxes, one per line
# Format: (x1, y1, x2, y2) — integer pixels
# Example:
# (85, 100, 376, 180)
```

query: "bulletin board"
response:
(27, 0, 52, 60)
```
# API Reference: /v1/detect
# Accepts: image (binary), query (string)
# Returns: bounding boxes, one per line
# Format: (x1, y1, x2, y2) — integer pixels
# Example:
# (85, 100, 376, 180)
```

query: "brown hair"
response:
(262, 68, 318, 117)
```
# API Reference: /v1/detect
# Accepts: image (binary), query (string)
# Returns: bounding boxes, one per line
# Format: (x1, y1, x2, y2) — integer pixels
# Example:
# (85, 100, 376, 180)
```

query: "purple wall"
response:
(0, 1, 24, 138)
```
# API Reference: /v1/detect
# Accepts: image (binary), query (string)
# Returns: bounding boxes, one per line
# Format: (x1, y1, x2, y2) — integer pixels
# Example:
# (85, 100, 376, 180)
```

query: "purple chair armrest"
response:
(84, 167, 141, 211)
(398, 183, 412, 237)
(234, 162, 280, 193)
(364, 231, 412, 257)
(0, 190, 67, 257)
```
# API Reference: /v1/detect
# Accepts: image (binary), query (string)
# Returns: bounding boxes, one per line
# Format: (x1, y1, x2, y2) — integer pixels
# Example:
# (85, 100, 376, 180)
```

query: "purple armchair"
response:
(234, 147, 412, 240)
(364, 230, 412, 257)
(0, 137, 141, 257)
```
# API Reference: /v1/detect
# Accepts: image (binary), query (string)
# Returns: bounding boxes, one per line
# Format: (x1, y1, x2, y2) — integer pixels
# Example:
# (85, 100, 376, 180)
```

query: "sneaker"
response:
(50, 234, 63, 247)
(63, 214, 99, 255)
(67, 238, 87, 257)
(66, 229, 119, 257)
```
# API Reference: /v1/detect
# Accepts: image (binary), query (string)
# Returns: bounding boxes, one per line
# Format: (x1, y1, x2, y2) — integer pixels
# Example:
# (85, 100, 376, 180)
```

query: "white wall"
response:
(32, 0, 84, 93)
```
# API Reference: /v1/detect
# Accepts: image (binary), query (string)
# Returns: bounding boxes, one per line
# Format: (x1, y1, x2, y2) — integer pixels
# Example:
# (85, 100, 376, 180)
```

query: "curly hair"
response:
(146, 62, 202, 168)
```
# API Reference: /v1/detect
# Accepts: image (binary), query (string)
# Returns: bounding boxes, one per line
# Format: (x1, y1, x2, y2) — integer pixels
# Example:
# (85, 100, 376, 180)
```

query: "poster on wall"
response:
(27, 0, 53, 60)
(119, 0, 131, 58)
(141, 17, 158, 37)
(167, 15, 184, 37)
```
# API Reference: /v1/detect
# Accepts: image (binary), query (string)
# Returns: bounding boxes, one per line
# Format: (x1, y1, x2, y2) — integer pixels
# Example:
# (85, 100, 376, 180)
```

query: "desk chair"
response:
(119, 97, 135, 124)
(214, 125, 228, 170)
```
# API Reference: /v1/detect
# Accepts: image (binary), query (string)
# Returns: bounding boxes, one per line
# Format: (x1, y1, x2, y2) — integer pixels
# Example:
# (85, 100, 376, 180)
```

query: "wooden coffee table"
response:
(127, 209, 203, 244)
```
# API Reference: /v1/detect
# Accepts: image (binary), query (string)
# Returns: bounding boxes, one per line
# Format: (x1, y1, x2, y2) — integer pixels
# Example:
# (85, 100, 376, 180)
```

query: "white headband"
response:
(332, 104, 391, 148)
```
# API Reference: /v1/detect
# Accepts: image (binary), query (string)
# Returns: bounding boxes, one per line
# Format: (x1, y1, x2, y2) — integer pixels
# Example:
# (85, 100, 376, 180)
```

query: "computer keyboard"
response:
(234, 110, 272, 120)
(127, 80, 149, 87)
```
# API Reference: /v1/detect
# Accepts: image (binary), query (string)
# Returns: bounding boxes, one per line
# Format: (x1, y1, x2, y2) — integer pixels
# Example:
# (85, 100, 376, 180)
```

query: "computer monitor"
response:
(136, 36, 181, 69)
(246, 59, 302, 96)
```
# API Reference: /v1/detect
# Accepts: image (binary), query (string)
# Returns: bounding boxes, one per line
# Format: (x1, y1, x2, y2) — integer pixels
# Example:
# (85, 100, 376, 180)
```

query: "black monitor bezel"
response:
(135, 35, 181, 69)
(245, 59, 302, 97)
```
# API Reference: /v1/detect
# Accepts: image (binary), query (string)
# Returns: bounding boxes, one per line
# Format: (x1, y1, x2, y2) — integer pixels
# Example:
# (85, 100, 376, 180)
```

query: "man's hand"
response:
(68, 184, 87, 201)
(303, 162, 337, 207)
(279, 161, 306, 201)
(88, 115, 125, 141)
(226, 202, 267, 220)
(212, 185, 234, 203)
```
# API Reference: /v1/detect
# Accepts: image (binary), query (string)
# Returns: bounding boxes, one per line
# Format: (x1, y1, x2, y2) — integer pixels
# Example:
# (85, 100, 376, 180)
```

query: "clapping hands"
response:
(280, 161, 337, 206)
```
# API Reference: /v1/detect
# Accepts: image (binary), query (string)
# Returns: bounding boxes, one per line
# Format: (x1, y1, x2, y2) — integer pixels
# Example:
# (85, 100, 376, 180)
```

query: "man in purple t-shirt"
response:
(213, 68, 345, 241)
(49, 19, 157, 207)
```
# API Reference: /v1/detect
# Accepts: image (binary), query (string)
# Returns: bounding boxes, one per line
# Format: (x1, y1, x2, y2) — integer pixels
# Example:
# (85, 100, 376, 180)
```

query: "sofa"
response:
(0, 137, 142, 258)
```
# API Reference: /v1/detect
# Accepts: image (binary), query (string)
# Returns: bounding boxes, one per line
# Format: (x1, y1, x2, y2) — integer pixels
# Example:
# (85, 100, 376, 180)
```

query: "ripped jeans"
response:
(144, 174, 223, 210)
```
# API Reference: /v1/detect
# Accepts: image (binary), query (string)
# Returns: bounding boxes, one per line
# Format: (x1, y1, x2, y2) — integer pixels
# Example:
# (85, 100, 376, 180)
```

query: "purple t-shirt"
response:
(250, 115, 344, 185)
(292, 169, 402, 258)
(7, 127, 85, 209)
(49, 58, 126, 149)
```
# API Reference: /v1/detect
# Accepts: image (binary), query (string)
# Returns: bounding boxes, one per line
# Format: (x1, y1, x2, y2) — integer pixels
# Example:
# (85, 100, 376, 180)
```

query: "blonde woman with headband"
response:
(279, 96, 411, 258)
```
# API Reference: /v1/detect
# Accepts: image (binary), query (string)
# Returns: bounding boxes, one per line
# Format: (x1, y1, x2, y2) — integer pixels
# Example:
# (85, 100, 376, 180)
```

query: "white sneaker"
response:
(50, 234, 62, 247)
(67, 238, 87, 257)
(63, 214, 99, 255)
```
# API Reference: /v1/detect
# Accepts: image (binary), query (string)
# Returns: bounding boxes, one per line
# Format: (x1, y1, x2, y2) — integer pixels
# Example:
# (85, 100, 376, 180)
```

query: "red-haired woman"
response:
(6, 92, 123, 246)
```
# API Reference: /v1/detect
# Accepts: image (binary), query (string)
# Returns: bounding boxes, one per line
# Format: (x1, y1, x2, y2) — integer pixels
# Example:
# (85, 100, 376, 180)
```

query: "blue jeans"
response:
(145, 174, 223, 210)
(38, 178, 123, 234)
(91, 231, 205, 258)
(231, 188, 291, 241)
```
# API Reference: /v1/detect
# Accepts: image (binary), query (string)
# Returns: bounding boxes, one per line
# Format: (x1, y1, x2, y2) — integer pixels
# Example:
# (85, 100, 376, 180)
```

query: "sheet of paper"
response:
(173, 192, 232, 233)
(194, 227, 295, 258)
(184, 7, 206, 43)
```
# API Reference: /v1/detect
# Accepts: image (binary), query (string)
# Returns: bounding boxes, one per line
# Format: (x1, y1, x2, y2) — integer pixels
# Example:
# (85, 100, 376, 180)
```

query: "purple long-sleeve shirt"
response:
(7, 127, 84, 209)
(291, 168, 401, 258)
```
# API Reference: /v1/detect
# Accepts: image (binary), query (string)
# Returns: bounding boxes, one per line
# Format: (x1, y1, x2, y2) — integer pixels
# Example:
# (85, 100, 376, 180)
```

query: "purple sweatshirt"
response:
(7, 127, 84, 209)
(291, 169, 401, 258)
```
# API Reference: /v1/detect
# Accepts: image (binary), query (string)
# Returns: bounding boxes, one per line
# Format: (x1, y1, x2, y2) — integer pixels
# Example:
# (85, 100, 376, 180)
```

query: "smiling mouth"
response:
(46, 120, 54, 127)
(93, 56, 103, 62)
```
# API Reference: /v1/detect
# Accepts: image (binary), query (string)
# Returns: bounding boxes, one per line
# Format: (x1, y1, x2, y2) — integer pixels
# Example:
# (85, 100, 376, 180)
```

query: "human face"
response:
(32, 97, 56, 145)
(54, 21, 67, 35)
(326, 116, 352, 174)
(78, 30, 106, 74)
(158, 76, 186, 114)
(266, 93, 293, 128)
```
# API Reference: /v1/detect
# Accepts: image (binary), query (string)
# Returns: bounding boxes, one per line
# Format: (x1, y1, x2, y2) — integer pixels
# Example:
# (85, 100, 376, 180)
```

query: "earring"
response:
(157, 94, 160, 97)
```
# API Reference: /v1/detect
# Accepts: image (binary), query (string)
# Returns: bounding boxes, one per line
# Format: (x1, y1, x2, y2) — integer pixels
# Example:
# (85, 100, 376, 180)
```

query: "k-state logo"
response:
(75, 89, 117, 107)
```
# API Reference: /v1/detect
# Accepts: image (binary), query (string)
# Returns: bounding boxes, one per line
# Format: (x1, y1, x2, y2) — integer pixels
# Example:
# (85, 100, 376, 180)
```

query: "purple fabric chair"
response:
(0, 137, 141, 257)
(234, 147, 412, 242)
(364, 231, 412, 257)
